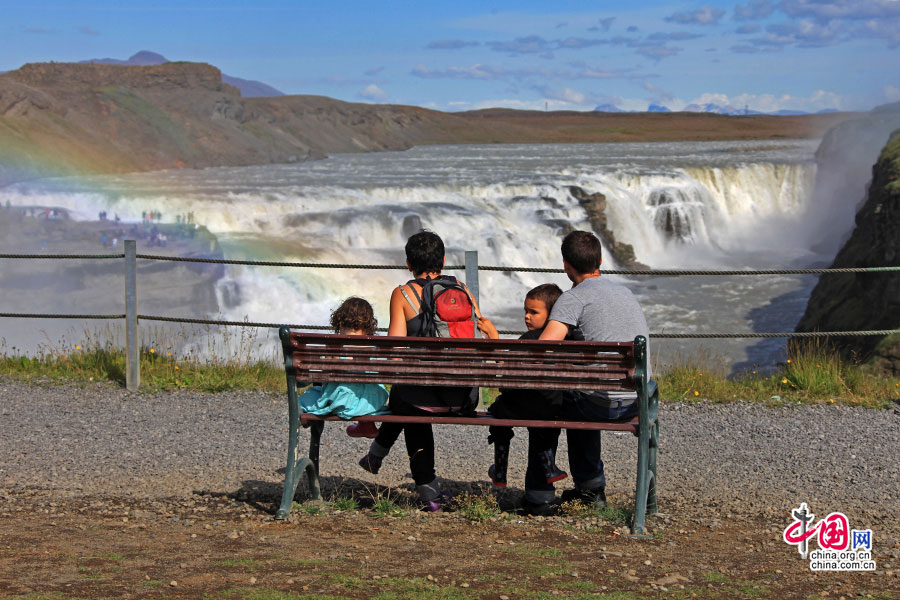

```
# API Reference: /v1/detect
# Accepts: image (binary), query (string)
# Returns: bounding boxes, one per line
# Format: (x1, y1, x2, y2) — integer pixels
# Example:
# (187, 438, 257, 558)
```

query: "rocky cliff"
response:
(795, 131, 900, 374)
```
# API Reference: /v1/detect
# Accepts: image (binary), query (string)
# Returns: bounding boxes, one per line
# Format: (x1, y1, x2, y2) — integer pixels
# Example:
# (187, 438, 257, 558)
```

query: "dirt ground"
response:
(1, 488, 896, 600)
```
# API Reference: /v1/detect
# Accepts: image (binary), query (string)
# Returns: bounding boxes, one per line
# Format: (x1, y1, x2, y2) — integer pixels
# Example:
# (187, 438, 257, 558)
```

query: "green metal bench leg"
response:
(308, 420, 324, 476)
(631, 424, 651, 535)
(648, 420, 659, 515)
(275, 421, 324, 519)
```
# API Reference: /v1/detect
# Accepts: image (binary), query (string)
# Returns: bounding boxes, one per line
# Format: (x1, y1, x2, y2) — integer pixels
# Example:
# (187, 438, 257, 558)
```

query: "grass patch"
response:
(142, 580, 163, 587)
(371, 577, 472, 600)
(332, 496, 359, 512)
(294, 501, 322, 517)
(0, 324, 285, 393)
(281, 558, 327, 569)
(559, 500, 633, 526)
(702, 571, 730, 583)
(2, 327, 896, 406)
(99, 552, 124, 562)
(217, 590, 352, 600)
(657, 342, 899, 408)
(452, 490, 500, 521)
(504, 547, 563, 558)
(372, 495, 405, 518)
(216, 558, 263, 572)
(529, 558, 576, 578)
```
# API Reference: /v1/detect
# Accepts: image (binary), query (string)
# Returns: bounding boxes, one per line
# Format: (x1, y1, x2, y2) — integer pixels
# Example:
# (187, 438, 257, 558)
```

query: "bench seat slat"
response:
(299, 411, 640, 434)
(289, 343, 633, 364)
(294, 371, 633, 391)
(288, 333, 637, 392)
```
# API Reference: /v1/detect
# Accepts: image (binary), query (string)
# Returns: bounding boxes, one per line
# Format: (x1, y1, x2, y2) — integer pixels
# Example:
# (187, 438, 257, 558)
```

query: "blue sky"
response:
(2, 0, 898, 112)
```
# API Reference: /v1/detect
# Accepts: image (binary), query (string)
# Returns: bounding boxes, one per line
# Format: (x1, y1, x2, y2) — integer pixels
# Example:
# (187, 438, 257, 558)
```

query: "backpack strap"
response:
(399, 284, 421, 313)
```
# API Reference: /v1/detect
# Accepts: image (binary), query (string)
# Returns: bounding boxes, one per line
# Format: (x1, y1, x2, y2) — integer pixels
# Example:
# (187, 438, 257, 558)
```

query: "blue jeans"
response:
(561, 392, 638, 491)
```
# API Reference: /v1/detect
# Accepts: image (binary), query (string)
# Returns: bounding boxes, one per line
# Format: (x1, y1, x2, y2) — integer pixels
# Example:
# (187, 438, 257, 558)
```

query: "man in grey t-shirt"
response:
(540, 230, 650, 508)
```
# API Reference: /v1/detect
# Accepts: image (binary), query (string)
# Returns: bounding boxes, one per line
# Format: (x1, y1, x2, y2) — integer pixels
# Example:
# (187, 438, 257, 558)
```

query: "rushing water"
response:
(2, 139, 838, 371)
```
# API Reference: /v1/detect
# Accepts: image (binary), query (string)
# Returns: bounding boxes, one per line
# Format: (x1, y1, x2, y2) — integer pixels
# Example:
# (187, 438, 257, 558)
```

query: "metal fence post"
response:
(124, 240, 139, 391)
(465, 250, 480, 307)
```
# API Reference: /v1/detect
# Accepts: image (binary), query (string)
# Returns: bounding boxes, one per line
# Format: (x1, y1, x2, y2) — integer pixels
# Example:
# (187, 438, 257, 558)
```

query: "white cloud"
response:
(734, 0, 774, 20)
(360, 84, 388, 101)
(665, 5, 725, 25)
(685, 90, 851, 112)
(780, 0, 900, 21)
(882, 85, 900, 102)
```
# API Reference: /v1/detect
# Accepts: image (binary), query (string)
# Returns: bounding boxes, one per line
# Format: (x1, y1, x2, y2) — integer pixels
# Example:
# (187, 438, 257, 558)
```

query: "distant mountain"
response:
(683, 102, 740, 115)
(771, 109, 808, 116)
(80, 51, 285, 98)
(593, 103, 624, 112)
(647, 103, 671, 113)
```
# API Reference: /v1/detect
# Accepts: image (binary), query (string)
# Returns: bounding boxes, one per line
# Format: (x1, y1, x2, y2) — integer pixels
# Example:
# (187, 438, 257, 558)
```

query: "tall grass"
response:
(656, 340, 899, 409)
(0, 323, 285, 393)
(1, 328, 897, 406)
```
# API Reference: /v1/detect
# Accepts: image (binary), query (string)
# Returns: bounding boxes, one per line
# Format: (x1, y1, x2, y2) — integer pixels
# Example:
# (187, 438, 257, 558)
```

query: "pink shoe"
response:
(346, 421, 379, 439)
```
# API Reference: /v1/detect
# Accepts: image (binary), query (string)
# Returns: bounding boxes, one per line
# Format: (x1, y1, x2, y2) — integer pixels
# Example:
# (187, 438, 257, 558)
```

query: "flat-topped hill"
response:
(0, 60, 856, 187)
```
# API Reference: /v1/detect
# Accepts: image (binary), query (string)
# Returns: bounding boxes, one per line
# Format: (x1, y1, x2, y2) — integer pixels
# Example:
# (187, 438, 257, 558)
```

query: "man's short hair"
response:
(561, 230, 602, 274)
(525, 283, 563, 310)
(405, 230, 445, 275)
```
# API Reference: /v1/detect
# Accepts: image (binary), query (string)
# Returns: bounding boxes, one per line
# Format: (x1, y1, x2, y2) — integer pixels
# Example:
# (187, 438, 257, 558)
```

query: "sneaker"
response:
(559, 487, 607, 508)
(488, 464, 507, 488)
(423, 491, 453, 513)
(358, 452, 382, 474)
(346, 421, 379, 439)
(521, 497, 557, 517)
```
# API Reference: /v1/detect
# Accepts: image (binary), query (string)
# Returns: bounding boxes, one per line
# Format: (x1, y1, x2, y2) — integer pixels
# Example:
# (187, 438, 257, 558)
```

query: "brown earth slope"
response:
(0, 61, 855, 187)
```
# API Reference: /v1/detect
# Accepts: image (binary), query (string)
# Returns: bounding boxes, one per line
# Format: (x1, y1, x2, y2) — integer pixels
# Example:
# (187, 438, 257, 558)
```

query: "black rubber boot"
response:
(538, 449, 568, 484)
(488, 443, 510, 488)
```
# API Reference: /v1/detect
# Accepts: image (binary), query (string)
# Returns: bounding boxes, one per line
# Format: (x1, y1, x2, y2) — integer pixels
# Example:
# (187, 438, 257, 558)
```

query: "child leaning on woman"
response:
(477, 283, 582, 516)
(297, 297, 389, 420)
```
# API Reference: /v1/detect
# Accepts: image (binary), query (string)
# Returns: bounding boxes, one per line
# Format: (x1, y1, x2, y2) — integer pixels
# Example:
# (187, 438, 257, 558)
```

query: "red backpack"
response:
(401, 275, 479, 338)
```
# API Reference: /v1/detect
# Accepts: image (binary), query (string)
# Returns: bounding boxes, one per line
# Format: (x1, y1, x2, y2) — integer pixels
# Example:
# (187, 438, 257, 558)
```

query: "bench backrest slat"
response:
(283, 331, 637, 392)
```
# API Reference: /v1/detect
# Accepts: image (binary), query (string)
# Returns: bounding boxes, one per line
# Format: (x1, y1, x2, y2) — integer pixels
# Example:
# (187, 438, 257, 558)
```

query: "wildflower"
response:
(174, 366, 180, 371)
(75, 345, 81, 350)
(752, 370, 757, 374)
(787, 359, 791, 364)
(149, 348, 155, 354)
(782, 378, 788, 384)
(167, 352, 172, 357)
(830, 398, 834, 403)
(694, 391, 699, 396)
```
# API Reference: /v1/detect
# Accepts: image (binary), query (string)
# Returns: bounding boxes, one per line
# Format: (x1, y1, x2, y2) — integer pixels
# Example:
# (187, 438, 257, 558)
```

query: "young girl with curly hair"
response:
(297, 297, 388, 426)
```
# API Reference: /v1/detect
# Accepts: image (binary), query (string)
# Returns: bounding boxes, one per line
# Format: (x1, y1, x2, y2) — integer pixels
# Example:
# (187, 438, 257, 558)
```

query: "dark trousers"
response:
(561, 392, 638, 490)
(373, 384, 465, 486)
(488, 389, 562, 494)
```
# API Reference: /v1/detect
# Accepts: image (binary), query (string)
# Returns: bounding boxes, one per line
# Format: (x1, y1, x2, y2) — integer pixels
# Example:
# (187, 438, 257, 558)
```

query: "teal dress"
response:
(298, 382, 389, 419)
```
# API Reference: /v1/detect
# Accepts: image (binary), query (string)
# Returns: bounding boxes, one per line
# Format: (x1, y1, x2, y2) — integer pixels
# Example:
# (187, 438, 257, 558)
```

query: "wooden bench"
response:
(276, 328, 660, 534)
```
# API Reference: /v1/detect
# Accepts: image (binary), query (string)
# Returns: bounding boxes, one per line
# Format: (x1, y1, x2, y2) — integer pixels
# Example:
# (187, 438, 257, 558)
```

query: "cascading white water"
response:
(0, 139, 833, 368)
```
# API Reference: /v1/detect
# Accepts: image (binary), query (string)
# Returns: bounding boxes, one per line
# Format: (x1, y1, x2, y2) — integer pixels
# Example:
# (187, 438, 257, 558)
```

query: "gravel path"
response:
(1, 379, 898, 537)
